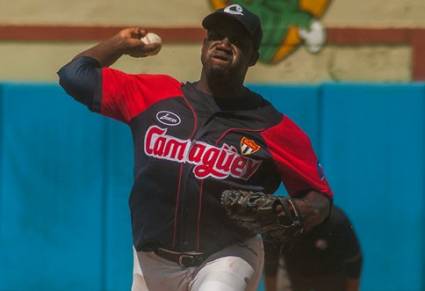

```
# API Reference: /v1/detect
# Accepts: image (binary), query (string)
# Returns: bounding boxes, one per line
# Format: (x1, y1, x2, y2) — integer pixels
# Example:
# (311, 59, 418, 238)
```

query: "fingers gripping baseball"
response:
(118, 27, 162, 58)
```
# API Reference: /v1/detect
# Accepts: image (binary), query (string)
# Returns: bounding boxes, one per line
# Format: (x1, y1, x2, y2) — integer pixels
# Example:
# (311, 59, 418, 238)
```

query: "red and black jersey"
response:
(58, 57, 332, 254)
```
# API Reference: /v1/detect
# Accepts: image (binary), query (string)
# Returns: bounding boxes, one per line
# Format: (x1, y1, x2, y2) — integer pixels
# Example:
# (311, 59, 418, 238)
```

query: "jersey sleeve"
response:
(261, 115, 333, 198)
(57, 56, 102, 110)
(99, 68, 183, 123)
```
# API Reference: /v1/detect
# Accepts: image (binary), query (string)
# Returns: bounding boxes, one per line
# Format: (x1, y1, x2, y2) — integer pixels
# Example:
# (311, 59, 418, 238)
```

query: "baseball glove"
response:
(221, 190, 304, 242)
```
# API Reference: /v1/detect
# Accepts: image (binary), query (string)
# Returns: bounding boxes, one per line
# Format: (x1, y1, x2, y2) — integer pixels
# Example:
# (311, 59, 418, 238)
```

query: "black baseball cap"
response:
(202, 4, 263, 50)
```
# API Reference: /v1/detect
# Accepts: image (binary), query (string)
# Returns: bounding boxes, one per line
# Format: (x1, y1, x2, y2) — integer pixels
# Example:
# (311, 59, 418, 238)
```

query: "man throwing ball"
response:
(58, 4, 332, 291)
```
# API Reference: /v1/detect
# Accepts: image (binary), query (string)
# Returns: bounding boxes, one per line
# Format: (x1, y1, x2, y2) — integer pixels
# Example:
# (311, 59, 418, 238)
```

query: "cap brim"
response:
(202, 12, 252, 38)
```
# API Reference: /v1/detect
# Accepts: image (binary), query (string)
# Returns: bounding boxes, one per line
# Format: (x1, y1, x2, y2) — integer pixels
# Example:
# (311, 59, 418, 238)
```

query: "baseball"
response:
(140, 32, 162, 56)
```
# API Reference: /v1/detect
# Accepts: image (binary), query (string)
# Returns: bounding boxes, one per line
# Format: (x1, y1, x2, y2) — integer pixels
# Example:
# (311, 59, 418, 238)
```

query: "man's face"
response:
(201, 20, 258, 80)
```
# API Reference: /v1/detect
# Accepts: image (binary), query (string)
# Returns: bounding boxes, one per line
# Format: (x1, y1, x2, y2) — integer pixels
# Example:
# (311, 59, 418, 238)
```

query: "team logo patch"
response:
(240, 137, 261, 156)
(156, 111, 181, 126)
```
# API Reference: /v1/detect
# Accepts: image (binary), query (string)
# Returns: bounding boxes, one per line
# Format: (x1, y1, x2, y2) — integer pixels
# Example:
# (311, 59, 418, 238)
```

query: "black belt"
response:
(154, 248, 208, 267)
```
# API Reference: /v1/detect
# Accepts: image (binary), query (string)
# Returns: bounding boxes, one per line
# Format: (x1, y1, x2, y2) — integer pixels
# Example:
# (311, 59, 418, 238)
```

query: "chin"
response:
(207, 65, 231, 79)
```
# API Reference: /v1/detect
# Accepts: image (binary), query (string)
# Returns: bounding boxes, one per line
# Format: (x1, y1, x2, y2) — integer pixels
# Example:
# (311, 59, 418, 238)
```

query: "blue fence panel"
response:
(0, 84, 106, 290)
(0, 82, 424, 291)
(103, 119, 134, 291)
(320, 83, 425, 291)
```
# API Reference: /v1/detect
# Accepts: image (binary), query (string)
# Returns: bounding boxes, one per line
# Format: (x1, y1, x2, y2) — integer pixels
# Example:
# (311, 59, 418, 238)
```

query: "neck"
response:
(197, 69, 245, 99)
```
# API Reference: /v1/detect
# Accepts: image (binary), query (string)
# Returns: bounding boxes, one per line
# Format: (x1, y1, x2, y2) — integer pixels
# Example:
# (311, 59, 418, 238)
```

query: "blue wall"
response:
(0, 83, 424, 290)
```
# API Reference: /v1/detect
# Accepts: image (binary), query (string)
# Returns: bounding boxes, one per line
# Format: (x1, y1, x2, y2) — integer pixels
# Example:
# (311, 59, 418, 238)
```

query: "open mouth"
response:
(211, 48, 233, 63)
(211, 47, 233, 62)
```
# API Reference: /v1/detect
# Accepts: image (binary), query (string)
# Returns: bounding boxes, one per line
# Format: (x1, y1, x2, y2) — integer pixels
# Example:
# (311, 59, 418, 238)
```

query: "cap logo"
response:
(240, 137, 261, 156)
(224, 4, 244, 15)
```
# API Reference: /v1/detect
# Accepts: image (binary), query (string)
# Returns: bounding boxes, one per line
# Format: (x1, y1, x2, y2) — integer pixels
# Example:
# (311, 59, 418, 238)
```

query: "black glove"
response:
(221, 190, 304, 242)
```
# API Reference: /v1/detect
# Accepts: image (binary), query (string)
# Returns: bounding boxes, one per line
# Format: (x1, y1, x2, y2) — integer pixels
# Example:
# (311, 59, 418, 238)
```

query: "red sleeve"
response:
(100, 68, 183, 123)
(261, 115, 333, 198)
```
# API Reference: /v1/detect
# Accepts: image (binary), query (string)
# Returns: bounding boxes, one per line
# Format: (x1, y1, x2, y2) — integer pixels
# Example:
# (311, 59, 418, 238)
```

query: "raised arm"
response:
(57, 28, 165, 121)
(73, 27, 160, 67)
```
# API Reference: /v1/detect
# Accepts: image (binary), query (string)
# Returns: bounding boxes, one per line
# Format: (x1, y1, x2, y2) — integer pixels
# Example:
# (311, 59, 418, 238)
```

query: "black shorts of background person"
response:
(264, 206, 363, 291)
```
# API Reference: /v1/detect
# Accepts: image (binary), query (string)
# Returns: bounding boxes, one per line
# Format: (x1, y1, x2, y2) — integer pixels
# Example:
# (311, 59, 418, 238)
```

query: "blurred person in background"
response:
(264, 205, 363, 291)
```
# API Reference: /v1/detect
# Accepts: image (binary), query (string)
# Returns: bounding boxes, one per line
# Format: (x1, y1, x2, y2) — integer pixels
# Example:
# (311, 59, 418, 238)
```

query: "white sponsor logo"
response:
(144, 125, 262, 180)
(156, 111, 181, 126)
(224, 4, 244, 16)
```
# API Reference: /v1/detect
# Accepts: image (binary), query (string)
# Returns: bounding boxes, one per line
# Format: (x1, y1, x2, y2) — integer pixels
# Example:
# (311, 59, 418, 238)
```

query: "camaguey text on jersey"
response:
(144, 125, 262, 180)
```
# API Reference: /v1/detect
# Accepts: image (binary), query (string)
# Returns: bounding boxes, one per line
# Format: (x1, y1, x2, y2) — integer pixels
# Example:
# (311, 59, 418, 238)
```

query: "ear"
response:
(203, 37, 208, 45)
(248, 51, 259, 66)
(202, 37, 210, 50)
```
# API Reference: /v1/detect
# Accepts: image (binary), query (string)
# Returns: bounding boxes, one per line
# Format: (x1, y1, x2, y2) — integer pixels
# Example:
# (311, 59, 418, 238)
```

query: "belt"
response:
(154, 248, 208, 267)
